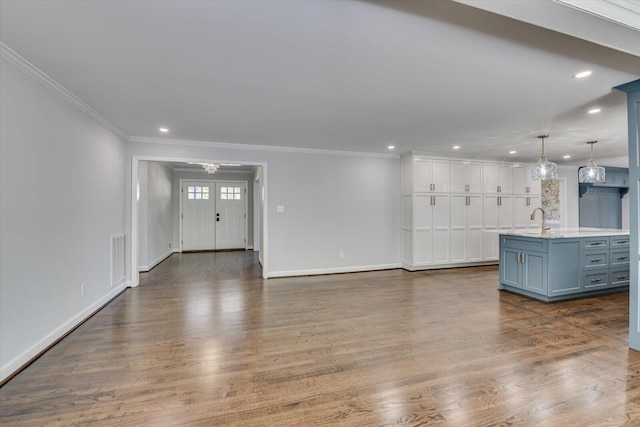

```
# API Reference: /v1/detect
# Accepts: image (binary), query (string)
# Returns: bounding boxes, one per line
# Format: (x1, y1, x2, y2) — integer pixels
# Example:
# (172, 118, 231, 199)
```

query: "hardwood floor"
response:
(2, 251, 640, 426)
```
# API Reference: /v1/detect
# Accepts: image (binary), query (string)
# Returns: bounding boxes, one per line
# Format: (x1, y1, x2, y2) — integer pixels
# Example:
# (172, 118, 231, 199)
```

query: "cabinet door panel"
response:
(432, 195, 450, 229)
(523, 251, 547, 295)
(483, 196, 499, 229)
(449, 161, 466, 193)
(467, 162, 483, 193)
(450, 229, 466, 262)
(484, 233, 499, 260)
(512, 166, 526, 194)
(414, 195, 432, 229)
(414, 159, 431, 192)
(467, 195, 483, 228)
(414, 230, 432, 264)
(483, 163, 498, 193)
(501, 247, 521, 288)
(498, 196, 513, 229)
(467, 229, 484, 261)
(498, 165, 513, 193)
(432, 229, 450, 263)
(432, 160, 450, 192)
(513, 196, 529, 229)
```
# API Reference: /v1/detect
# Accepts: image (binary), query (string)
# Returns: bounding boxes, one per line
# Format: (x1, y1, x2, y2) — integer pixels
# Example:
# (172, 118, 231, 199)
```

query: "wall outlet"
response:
(81, 282, 87, 296)
(276, 205, 285, 213)
(338, 251, 344, 259)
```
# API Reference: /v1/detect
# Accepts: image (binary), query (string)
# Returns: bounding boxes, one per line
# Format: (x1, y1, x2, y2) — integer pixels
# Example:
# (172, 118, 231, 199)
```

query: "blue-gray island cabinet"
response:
(498, 229, 630, 301)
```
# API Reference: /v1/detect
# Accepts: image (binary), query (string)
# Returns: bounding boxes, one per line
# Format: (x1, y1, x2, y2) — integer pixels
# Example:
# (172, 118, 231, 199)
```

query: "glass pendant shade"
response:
(531, 135, 558, 181)
(578, 141, 605, 183)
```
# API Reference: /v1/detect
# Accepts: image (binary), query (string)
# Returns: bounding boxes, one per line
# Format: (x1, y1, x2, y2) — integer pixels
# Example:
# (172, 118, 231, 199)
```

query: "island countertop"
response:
(489, 227, 630, 239)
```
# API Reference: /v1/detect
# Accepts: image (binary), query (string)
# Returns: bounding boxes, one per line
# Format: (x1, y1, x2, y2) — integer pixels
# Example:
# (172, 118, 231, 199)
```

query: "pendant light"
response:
(578, 140, 605, 183)
(531, 134, 558, 181)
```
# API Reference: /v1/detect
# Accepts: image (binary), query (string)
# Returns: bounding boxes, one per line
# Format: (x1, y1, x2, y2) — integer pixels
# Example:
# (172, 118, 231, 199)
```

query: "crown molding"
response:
(172, 167, 254, 175)
(128, 136, 400, 159)
(0, 42, 128, 140)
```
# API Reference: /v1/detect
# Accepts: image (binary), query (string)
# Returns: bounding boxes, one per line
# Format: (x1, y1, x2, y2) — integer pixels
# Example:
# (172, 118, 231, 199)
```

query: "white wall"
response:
(127, 141, 402, 277)
(138, 161, 173, 271)
(0, 58, 127, 381)
(171, 170, 254, 251)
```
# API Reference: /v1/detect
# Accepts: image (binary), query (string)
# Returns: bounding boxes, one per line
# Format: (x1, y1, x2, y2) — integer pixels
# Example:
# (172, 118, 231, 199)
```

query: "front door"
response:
(181, 181, 246, 251)
(216, 183, 246, 249)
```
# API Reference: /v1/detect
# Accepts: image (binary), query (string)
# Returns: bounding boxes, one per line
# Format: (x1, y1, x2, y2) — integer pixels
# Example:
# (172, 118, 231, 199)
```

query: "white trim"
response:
(138, 249, 173, 272)
(268, 263, 402, 278)
(172, 167, 255, 175)
(401, 261, 498, 271)
(0, 42, 128, 140)
(247, 245, 254, 250)
(129, 136, 399, 159)
(0, 282, 127, 383)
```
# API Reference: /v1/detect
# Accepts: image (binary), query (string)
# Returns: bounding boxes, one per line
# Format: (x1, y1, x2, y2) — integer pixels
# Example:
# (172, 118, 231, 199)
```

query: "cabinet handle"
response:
(431, 195, 434, 205)
(591, 259, 602, 263)
(518, 253, 522, 263)
(617, 275, 628, 280)
(617, 241, 629, 244)
(526, 197, 530, 206)
(590, 242, 603, 246)
(497, 185, 501, 193)
(526, 186, 530, 193)
(617, 257, 628, 261)
(591, 278, 602, 283)
(466, 196, 469, 206)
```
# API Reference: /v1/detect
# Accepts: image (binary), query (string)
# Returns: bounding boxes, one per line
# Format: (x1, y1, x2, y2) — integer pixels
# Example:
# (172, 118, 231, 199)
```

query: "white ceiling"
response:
(1, 0, 639, 163)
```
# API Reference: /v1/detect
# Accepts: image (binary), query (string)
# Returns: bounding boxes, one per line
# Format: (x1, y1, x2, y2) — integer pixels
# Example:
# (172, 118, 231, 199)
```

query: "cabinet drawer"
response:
(581, 251, 608, 269)
(610, 249, 630, 267)
(611, 268, 630, 288)
(501, 236, 547, 252)
(610, 236, 630, 248)
(583, 238, 609, 249)
(582, 270, 609, 290)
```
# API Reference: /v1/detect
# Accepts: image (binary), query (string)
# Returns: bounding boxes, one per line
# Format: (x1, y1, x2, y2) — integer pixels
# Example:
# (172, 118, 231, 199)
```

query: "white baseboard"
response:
(402, 260, 498, 271)
(138, 249, 173, 272)
(267, 263, 402, 278)
(1, 282, 127, 383)
(247, 245, 254, 250)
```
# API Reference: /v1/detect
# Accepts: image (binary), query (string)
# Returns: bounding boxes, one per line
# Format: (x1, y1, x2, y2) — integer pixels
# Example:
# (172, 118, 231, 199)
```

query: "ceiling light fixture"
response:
(588, 108, 601, 114)
(387, 145, 395, 150)
(199, 163, 219, 174)
(159, 127, 169, 133)
(453, 145, 460, 150)
(573, 70, 592, 79)
(578, 141, 605, 183)
(509, 150, 517, 154)
(563, 155, 571, 159)
(531, 134, 558, 181)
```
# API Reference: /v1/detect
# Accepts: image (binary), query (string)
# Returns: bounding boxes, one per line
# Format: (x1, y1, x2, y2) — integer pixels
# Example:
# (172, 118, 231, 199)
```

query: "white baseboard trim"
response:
(1, 282, 127, 383)
(138, 250, 173, 272)
(247, 245, 254, 250)
(402, 260, 498, 271)
(267, 263, 402, 278)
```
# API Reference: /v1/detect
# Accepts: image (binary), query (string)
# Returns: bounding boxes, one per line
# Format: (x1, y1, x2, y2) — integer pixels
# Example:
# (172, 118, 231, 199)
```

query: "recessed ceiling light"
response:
(453, 145, 460, 150)
(159, 127, 169, 133)
(387, 145, 395, 150)
(219, 163, 242, 167)
(573, 70, 592, 79)
(509, 150, 517, 154)
(563, 155, 571, 159)
(588, 108, 601, 114)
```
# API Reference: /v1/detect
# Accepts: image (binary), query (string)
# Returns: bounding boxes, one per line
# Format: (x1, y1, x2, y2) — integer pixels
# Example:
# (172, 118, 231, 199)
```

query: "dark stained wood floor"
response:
(2, 251, 640, 426)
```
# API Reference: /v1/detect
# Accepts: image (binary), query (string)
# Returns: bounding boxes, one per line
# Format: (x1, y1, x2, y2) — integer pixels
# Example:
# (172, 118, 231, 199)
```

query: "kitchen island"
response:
(498, 228, 630, 301)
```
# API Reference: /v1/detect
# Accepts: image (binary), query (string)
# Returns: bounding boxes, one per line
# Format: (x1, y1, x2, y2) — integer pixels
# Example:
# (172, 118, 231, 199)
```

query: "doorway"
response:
(181, 180, 248, 251)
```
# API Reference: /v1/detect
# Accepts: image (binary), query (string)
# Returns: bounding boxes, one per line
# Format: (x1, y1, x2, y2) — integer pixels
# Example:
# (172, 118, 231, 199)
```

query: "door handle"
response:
(590, 242, 603, 246)
(617, 257, 628, 261)
(617, 275, 628, 280)
(591, 259, 602, 263)
(591, 278, 602, 283)
(617, 241, 629, 244)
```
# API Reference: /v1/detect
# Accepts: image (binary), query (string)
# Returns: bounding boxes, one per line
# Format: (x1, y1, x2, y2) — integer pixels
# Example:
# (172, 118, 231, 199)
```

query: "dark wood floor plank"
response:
(2, 252, 640, 425)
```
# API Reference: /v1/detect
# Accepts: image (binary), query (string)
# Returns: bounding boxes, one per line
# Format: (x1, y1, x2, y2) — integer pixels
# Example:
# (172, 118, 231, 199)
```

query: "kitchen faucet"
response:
(531, 207, 550, 234)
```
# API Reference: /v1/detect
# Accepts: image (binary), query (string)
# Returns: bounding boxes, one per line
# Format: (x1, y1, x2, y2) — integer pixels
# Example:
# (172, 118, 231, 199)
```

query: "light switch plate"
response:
(277, 205, 285, 213)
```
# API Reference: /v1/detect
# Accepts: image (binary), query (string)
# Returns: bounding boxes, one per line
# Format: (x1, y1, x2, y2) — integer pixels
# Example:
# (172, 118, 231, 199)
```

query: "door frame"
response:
(179, 179, 249, 252)
(130, 156, 269, 284)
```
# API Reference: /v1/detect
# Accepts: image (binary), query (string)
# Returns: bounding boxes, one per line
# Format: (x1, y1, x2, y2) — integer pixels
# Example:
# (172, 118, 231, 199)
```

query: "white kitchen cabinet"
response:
(483, 195, 513, 260)
(450, 161, 483, 193)
(412, 158, 449, 192)
(483, 163, 513, 194)
(513, 165, 541, 195)
(514, 195, 541, 229)
(413, 193, 450, 265)
(451, 194, 483, 263)
(403, 154, 522, 270)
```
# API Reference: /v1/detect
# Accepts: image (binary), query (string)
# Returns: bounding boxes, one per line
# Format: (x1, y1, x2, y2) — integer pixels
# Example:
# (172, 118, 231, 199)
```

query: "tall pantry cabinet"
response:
(402, 154, 541, 271)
